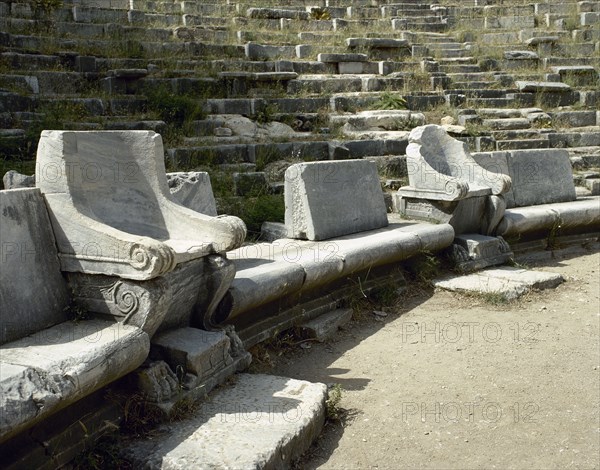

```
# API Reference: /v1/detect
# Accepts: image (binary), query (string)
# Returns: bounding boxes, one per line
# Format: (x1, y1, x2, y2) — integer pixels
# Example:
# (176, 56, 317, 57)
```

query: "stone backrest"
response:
(36, 131, 246, 280)
(472, 149, 577, 208)
(284, 159, 389, 240)
(0, 188, 70, 344)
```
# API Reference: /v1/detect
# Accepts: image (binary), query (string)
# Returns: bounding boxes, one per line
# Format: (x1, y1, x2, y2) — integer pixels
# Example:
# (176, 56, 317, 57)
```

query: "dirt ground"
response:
(264, 246, 600, 470)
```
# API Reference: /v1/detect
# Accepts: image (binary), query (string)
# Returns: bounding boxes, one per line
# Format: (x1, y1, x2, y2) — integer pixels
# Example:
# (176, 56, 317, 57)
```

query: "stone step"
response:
(449, 81, 496, 89)
(490, 129, 551, 140)
(432, 49, 470, 59)
(121, 374, 327, 469)
(496, 138, 550, 150)
(440, 64, 481, 73)
(481, 117, 531, 130)
(434, 267, 564, 301)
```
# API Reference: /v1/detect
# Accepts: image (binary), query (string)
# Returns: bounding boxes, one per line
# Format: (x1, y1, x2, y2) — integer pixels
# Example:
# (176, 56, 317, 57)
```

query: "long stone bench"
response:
(217, 159, 455, 346)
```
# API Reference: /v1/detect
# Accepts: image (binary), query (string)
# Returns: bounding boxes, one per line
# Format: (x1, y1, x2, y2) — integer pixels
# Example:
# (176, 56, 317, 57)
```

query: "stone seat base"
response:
(496, 197, 600, 241)
(221, 218, 455, 326)
(0, 319, 149, 444)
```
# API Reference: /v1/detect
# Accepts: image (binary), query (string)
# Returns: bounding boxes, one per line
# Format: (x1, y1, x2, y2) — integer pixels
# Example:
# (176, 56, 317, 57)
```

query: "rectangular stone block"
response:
(152, 327, 231, 380)
(284, 160, 388, 240)
(0, 188, 70, 344)
(506, 149, 576, 207)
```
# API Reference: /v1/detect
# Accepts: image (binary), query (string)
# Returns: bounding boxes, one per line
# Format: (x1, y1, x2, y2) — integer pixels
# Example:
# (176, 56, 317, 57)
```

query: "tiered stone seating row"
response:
(0, 0, 599, 196)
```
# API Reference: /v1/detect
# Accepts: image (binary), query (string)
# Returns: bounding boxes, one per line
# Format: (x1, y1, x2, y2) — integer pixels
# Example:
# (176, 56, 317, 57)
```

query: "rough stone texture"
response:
(317, 53, 368, 63)
(504, 50, 538, 60)
(0, 188, 70, 344)
(2, 170, 35, 189)
(0, 319, 149, 443)
(346, 38, 409, 49)
(585, 179, 600, 196)
(122, 374, 327, 469)
(299, 308, 353, 342)
(449, 234, 513, 272)
(506, 149, 576, 207)
(473, 149, 577, 208)
(35, 131, 246, 280)
(434, 267, 564, 300)
(167, 172, 217, 216)
(152, 327, 232, 381)
(330, 110, 425, 130)
(515, 81, 571, 92)
(284, 160, 388, 240)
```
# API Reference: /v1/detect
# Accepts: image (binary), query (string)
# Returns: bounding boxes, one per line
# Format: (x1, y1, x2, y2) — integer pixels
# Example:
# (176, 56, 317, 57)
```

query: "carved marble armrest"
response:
(45, 193, 176, 280)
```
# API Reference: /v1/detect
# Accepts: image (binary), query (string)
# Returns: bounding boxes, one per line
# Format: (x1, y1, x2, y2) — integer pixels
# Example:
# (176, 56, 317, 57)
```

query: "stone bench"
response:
(217, 159, 455, 345)
(0, 187, 150, 444)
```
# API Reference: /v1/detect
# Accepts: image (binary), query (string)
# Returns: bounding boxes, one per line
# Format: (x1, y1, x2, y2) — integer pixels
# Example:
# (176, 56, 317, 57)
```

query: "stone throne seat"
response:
(36, 130, 246, 281)
(396, 125, 513, 271)
(399, 124, 511, 203)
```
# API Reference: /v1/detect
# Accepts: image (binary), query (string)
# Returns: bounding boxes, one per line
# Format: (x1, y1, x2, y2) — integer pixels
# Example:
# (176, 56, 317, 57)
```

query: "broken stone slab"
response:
(549, 65, 599, 86)
(246, 7, 309, 20)
(504, 50, 538, 60)
(318, 53, 368, 63)
(151, 327, 233, 382)
(244, 42, 296, 60)
(35, 131, 246, 280)
(434, 267, 564, 301)
(0, 319, 149, 443)
(2, 170, 35, 189)
(330, 110, 425, 130)
(472, 149, 577, 208)
(515, 81, 571, 92)
(167, 172, 217, 216)
(346, 37, 409, 49)
(285, 160, 388, 240)
(448, 234, 513, 272)
(298, 308, 353, 342)
(525, 36, 559, 46)
(0, 188, 70, 344)
(121, 374, 327, 469)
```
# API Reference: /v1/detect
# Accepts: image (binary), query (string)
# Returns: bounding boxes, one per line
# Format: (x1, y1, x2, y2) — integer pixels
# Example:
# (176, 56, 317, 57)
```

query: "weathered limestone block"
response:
(152, 327, 233, 382)
(284, 160, 388, 240)
(122, 374, 327, 469)
(35, 131, 246, 280)
(2, 170, 35, 189)
(473, 149, 576, 207)
(515, 80, 571, 92)
(246, 7, 309, 20)
(448, 234, 513, 272)
(0, 188, 69, 344)
(167, 172, 218, 216)
(330, 110, 425, 131)
(0, 320, 149, 443)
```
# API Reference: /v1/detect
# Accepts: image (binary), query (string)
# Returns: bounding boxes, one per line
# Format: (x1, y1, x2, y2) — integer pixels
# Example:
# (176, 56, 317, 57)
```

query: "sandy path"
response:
(263, 247, 600, 470)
